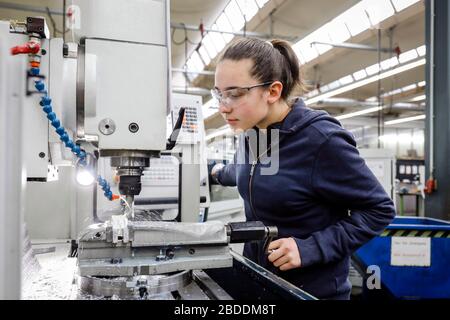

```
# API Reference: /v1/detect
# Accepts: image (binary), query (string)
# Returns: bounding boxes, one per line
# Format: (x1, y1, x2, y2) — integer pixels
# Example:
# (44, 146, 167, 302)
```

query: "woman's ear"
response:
(266, 81, 283, 104)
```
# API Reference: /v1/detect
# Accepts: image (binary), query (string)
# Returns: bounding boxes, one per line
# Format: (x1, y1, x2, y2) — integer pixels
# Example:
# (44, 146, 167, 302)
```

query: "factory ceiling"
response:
(169, 0, 425, 132)
(0, 0, 425, 131)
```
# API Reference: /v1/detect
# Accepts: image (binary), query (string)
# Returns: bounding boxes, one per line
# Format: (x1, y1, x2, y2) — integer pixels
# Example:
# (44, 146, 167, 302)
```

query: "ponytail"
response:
(271, 39, 302, 99)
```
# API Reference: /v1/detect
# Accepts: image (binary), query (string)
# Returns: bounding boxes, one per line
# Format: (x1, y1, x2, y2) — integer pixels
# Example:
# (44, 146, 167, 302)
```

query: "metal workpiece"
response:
(79, 220, 229, 246)
(110, 215, 129, 243)
(77, 222, 108, 242)
(77, 220, 232, 277)
(130, 220, 228, 246)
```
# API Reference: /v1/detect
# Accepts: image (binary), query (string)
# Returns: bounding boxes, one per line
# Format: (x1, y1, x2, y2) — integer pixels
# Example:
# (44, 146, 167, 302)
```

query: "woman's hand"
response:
(210, 163, 225, 184)
(267, 237, 301, 271)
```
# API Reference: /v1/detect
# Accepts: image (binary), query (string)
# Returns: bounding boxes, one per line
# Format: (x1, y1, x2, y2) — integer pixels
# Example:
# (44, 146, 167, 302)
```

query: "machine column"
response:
(425, 0, 450, 220)
(0, 22, 26, 299)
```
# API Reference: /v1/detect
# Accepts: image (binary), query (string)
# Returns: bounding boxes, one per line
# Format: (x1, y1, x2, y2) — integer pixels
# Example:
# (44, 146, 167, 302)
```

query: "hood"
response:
(267, 98, 341, 135)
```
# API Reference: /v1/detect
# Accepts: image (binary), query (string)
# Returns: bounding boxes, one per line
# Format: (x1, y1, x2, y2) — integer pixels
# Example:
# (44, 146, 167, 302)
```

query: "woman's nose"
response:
(219, 103, 231, 114)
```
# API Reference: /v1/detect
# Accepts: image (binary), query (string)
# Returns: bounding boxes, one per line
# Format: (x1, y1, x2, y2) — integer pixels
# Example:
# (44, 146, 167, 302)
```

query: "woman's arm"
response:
(295, 130, 396, 268)
(214, 154, 237, 187)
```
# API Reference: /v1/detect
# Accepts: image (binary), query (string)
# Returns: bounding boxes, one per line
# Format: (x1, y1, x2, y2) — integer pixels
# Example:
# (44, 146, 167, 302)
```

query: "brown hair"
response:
(219, 37, 303, 100)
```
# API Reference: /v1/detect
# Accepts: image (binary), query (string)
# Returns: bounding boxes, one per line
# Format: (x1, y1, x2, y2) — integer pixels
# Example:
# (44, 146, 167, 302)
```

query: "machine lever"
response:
(166, 107, 186, 150)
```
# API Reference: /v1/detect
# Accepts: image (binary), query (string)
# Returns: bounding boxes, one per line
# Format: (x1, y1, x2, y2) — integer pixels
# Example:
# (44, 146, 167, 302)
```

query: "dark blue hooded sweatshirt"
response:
(216, 99, 396, 300)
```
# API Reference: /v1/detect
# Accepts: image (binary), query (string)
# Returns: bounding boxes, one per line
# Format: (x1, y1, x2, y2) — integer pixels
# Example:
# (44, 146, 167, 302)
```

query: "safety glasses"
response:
(211, 81, 273, 107)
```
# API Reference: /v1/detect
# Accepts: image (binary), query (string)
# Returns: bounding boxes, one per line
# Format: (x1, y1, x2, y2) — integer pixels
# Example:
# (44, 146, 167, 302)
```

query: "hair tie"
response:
(266, 41, 274, 48)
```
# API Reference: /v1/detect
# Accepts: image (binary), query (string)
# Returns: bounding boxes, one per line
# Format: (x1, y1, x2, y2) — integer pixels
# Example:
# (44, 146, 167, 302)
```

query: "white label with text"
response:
(391, 236, 431, 267)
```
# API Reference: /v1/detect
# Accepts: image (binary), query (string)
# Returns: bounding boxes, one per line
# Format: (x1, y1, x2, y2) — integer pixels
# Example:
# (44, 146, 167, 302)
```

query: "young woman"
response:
(210, 38, 395, 300)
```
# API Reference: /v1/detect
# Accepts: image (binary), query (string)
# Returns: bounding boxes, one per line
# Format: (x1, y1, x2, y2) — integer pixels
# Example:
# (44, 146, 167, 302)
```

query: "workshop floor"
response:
(22, 241, 78, 300)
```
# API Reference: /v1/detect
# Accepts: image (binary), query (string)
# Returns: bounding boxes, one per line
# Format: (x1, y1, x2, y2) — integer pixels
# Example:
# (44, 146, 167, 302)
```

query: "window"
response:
(391, 0, 420, 12)
(402, 83, 418, 92)
(224, 0, 245, 31)
(295, 48, 306, 65)
(202, 34, 218, 58)
(185, 73, 196, 82)
(363, 0, 395, 26)
(292, 42, 307, 64)
(190, 51, 204, 71)
(365, 63, 380, 76)
(255, 0, 270, 8)
(319, 84, 330, 92)
(398, 48, 418, 63)
(384, 88, 402, 96)
(290, 0, 421, 68)
(309, 28, 332, 55)
(380, 56, 399, 70)
(328, 80, 341, 90)
(327, 17, 351, 43)
(216, 14, 234, 42)
(209, 25, 227, 53)
(237, 0, 259, 20)
(340, 2, 371, 37)
(293, 39, 319, 64)
(353, 69, 367, 81)
(339, 75, 354, 86)
(198, 45, 211, 65)
(416, 45, 426, 56)
(185, 58, 198, 79)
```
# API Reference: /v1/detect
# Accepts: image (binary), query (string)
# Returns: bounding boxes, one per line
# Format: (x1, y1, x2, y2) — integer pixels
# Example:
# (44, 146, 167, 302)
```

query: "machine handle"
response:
(11, 41, 40, 55)
(262, 226, 278, 255)
(227, 221, 278, 245)
(166, 107, 186, 150)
